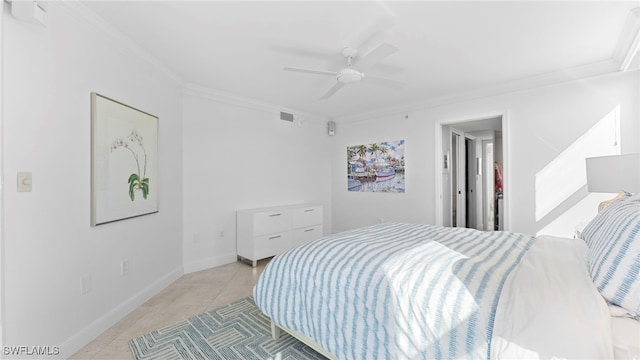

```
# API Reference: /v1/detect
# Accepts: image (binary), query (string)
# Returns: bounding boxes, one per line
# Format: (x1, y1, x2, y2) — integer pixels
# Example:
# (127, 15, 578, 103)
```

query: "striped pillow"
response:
(581, 193, 632, 246)
(582, 194, 640, 317)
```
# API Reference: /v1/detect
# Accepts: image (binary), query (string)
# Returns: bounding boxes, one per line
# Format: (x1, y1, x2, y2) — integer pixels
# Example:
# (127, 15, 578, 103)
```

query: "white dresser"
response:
(236, 204, 323, 267)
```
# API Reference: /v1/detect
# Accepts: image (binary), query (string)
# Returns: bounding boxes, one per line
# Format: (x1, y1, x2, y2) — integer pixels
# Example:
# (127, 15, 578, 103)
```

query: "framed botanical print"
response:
(91, 93, 158, 226)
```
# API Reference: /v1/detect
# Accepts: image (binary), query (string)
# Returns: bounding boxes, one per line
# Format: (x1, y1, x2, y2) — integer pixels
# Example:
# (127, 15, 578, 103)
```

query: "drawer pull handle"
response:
(304, 229, 315, 232)
(268, 235, 282, 240)
(269, 213, 282, 217)
(304, 209, 315, 212)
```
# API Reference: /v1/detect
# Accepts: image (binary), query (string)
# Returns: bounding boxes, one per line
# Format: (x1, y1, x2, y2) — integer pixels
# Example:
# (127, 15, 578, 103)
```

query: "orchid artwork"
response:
(91, 93, 158, 226)
(111, 130, 150, 201)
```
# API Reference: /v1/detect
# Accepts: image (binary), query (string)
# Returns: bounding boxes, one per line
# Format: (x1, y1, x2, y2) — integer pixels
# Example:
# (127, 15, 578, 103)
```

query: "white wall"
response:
(181, 89, 332, 273)
(332, 116, 435, 232)
(332, 71, 639, 237)
(2, 3, 183, 357)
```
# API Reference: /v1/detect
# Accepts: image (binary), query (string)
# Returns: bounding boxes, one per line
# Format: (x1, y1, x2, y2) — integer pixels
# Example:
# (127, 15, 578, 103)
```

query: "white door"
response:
(483, 141, 495, 231)
(465, 137, 477, 230)
(451, 130, 466, 227)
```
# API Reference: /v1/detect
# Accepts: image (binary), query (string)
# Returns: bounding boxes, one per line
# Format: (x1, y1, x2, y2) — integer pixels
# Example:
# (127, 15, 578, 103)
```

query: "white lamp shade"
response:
(586, 153, 640, 193)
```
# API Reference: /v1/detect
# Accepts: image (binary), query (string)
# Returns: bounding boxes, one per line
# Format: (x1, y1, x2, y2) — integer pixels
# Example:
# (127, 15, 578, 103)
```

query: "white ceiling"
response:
(82, 1, 639, 120)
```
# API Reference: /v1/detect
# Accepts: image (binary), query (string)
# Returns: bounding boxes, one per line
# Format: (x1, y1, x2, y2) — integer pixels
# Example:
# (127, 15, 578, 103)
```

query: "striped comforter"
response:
(253, 223, 535, 360)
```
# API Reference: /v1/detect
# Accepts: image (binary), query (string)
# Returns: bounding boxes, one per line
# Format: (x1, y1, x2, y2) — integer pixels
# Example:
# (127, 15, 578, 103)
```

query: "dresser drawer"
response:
(237, 204, 323, 267)
(253, 210, 292, 236)
(293, 206, 323, 228)
(292, 225, 322, 247)
(253, 231, 292, 259)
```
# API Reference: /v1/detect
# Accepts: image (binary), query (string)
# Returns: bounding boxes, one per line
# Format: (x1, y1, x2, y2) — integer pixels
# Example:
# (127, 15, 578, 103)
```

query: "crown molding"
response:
(337, 59, 623, 124)
(183, 83, 329, 124)
(56, 1, 184, 86)
(614, 7, 640, 71)
(330, 7, 640, 124)
(183, 83, 275, 112)
(49, 1, 639, 126)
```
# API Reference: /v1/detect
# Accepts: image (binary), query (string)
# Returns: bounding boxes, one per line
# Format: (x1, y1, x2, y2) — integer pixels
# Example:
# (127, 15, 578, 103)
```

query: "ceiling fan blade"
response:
(271, 44, 333, 60)
(283, 67, 337, 77)
(352, 17, 396, 56)
(375, 1, 398, 18)
(366, 75, 405, 89)
(355, 43, 399, 70)
(370, 63, 404, 75)
(320, 82, 346, 100)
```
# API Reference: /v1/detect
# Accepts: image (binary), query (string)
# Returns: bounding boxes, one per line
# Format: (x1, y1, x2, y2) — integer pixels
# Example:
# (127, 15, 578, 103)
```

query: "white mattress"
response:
(612, 316, 640, 359)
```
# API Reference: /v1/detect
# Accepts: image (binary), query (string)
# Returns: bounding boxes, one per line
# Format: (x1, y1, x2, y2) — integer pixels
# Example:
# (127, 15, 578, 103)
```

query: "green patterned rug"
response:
(129, 296, 325, 360)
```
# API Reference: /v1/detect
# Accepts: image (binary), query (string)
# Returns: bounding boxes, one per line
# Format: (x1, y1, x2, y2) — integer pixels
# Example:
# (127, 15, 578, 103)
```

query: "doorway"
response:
(437, 116, 505, 231)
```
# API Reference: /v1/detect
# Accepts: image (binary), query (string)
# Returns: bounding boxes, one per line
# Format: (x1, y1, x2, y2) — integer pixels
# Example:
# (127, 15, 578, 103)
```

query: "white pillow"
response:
(581, 194, 640, 318)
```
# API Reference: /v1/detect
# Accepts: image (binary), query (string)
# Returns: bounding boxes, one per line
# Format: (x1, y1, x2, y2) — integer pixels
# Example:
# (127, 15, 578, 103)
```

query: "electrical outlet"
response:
(81, 275, 92, 295)
(121, 259, 129, 276)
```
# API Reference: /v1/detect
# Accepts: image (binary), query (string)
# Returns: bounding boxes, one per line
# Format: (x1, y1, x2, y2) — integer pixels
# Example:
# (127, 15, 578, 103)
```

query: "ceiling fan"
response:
(283, 43, 405, 100)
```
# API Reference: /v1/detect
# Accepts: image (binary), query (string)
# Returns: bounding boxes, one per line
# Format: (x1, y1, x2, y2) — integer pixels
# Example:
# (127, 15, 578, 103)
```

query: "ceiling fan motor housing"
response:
(337, 68, 364, 83)
(341, 47, 358, 58)
(283, 44, 400, 98)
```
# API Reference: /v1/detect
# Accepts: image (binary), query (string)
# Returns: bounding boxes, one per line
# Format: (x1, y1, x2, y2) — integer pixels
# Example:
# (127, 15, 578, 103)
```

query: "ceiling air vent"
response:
(279, 111, 295, 122)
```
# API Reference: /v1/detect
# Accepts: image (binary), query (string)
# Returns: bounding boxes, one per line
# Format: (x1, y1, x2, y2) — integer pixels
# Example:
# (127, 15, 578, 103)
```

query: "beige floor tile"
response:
(171, 284, 225, 306)
(151, 284, 186, 302)
(207, 284, 255, 310)
(71, 259, 270, 359)
(92, 340, 132, 360)
(68, 343, 102, 360)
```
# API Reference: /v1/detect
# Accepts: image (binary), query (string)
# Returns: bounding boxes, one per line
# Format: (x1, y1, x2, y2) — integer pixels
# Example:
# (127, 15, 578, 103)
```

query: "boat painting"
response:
(347, 139, 405, 193)
(375, 167, 396, 181)
(348, 178, 363, 191)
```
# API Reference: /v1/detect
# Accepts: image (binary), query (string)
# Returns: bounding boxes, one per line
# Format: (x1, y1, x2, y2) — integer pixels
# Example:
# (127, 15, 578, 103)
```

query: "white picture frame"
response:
(91, 93, 158, 226)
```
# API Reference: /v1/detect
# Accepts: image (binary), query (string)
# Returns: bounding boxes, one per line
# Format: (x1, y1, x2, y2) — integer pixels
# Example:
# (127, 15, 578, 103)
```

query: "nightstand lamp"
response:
(585, 153, 640, 211)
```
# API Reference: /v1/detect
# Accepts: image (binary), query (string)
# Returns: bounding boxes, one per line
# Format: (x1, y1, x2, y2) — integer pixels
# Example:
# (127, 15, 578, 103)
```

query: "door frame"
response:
(451, 128, 466, 228)
(434, 110, 511, 230)
(0, 4, 5, 348)
(482, 139, 495, 231)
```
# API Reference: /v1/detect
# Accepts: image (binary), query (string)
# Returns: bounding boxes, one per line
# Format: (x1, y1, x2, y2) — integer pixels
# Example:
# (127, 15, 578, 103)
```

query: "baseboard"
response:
(183, 252, 237, 274)
(58, 266, 184, 359)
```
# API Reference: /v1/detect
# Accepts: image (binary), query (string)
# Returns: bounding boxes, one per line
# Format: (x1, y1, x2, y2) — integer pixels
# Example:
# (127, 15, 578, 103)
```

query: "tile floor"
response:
(70, 259, 269, 359)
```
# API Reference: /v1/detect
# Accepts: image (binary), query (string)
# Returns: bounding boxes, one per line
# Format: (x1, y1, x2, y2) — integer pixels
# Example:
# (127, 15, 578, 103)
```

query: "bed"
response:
(253, 196, 640, 359)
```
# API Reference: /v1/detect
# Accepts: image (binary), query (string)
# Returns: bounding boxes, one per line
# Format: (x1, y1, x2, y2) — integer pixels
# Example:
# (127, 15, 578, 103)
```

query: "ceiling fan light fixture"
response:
(283, 42, 402, 99)
(337, 68, 364, 83)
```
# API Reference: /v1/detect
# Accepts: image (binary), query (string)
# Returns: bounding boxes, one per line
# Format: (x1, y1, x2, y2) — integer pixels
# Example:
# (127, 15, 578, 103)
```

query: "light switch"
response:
(17, 172, 32, 192)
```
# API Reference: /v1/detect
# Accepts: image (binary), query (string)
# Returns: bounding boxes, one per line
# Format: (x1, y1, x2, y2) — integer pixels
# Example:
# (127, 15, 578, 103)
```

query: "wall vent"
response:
(279, 111, 295, 122)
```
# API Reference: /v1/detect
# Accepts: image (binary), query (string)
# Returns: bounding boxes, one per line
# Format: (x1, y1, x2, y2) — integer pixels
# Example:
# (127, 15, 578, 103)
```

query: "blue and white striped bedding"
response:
(581, 193, 640, 318)
(253, 223, 535, 360)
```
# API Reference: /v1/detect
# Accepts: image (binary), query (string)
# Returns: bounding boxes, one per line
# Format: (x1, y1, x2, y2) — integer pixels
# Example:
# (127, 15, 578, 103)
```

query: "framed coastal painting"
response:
(91, 93, 158, 226)
(347, 139, 405, 193)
